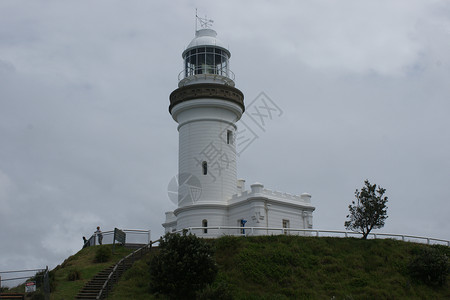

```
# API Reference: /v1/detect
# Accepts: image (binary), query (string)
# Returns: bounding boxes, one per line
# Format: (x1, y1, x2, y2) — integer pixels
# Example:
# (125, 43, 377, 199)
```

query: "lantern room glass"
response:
(184, 47, 229, 78)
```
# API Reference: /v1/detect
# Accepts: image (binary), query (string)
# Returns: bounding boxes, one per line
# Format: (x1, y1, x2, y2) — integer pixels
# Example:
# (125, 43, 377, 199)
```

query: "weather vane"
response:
(195, 9, 214, 31)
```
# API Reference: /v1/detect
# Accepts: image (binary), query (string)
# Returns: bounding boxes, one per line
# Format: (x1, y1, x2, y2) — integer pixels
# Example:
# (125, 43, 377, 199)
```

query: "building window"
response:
(202, 161, 207, 175)
(227, 130, 233, 144)
(202, 219, 208, 234)
(282, 219, 290, 235)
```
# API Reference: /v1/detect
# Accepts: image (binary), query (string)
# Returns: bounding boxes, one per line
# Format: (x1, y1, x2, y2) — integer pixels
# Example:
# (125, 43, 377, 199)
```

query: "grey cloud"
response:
(1, 0, 449, 286)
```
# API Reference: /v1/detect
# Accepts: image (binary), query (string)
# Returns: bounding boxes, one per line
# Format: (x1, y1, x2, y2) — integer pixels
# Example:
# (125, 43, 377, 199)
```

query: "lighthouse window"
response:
(282, 219, 290, 235)
(227, 130, 233, 144)
(202, 219, 208, 233)
(202, 161, 207, 175)
(183, 47, 229, 79)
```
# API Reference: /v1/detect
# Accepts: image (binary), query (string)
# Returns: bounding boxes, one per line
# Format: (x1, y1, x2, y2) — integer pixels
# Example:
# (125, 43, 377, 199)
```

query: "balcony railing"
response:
(178, 66, 235, 82)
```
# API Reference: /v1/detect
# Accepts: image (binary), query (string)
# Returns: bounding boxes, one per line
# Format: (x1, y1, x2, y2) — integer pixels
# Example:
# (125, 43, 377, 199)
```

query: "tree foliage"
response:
(345, 180, 388, 239)
(149, 231, 218, 299)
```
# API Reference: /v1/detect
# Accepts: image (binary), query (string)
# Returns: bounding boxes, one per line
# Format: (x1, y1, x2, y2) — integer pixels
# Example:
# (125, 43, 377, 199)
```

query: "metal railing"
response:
(0, 267, 50, 299)
(178, 66, 235, 82)
(177, 226, 450, 246)
(96, 239, 161, 299)
(84, 229, 151, 247)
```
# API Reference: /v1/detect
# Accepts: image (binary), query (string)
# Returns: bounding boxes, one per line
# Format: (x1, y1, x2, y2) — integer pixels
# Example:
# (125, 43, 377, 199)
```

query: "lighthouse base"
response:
(162, 182, 315, 237)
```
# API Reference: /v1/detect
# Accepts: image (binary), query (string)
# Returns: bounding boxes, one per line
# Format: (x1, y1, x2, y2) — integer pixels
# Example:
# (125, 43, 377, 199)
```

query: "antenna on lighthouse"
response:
(195, 9, 214, 31)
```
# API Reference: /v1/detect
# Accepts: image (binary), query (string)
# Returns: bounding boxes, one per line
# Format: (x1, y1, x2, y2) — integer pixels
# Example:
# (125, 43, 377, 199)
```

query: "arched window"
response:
(202, 161, 207, 175)
(282, 219, 290, 235)
(227, 130, 233, 145)
(202, 219, 208, 234)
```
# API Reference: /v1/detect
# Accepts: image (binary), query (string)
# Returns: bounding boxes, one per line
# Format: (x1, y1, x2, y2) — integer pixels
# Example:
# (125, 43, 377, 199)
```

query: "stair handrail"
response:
(96, 239, 161, 299)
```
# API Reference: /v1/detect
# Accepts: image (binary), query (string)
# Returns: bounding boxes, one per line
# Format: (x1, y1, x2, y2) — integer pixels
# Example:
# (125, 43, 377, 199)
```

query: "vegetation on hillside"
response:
(4, 245, 133, 300)
(110, 235, 449, 299)
(5, 236, 448, 299)
(149, 232, 218, 299)
(345, 180, 389, 239)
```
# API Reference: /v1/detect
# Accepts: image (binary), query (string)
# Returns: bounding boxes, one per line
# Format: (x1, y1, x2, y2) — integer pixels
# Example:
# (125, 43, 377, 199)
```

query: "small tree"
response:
(149, 231, 218, 299)
(345, 180, 388, 239)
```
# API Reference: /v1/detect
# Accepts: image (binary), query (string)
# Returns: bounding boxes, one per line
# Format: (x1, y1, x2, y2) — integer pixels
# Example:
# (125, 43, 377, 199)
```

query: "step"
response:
(76, 244, 153, 299)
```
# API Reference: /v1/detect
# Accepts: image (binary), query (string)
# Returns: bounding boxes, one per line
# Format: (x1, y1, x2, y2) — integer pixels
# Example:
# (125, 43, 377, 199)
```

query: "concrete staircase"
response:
(75, 265, 118, 299)
(75, 243, 153, 299)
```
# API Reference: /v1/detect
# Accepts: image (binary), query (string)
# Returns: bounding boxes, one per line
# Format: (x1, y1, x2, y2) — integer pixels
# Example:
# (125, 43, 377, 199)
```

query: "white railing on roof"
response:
(174, 227, 450, 246)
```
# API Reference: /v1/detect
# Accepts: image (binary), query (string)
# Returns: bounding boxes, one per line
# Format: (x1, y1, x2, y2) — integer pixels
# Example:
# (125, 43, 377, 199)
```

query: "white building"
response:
(163, 25, 315, 237)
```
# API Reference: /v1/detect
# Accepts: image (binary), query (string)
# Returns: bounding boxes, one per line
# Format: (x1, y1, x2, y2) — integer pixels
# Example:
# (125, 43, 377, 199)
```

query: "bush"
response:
(30, 291, 45, 300)
(149, 232, 218, 299)
(95, 246, 112, 263)
(67, 269, 81, 281)
(408, 247, 449, 286)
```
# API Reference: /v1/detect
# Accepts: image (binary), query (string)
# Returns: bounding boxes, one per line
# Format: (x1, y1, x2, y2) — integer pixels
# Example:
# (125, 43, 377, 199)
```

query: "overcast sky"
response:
(1, 0, 449, 285)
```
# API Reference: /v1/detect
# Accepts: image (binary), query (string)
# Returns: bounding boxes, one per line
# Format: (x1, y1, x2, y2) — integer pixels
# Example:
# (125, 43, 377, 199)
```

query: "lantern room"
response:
(178, 28, 235, 87)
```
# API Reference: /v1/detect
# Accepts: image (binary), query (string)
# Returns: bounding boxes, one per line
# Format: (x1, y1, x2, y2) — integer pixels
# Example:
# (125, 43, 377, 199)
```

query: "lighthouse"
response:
(163, 20, 315, 236)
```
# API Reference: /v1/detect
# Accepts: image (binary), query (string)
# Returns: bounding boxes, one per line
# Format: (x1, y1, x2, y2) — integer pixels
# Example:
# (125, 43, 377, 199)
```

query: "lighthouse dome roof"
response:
(183, 28, 230, 57)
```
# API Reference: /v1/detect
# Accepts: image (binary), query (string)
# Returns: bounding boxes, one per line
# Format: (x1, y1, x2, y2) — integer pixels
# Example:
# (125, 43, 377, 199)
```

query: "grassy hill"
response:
(5, 236, 448, 299)
(48, 245, 133, 300)
(111, 235, 450, 299)
(5, 244, 133, 300)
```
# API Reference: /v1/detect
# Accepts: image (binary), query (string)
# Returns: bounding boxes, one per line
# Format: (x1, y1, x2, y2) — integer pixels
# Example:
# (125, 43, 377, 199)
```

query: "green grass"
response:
(7, 237, 447, 299)
(48, 244, 133, 300)
(108, 252, 158, 300)
(5, 245, 130, 300)
(109, 236, 450, 299)
(4, 245, 133, 299)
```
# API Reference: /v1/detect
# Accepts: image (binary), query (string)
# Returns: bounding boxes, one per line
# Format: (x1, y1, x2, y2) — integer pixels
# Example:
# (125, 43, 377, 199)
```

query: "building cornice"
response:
(228, 196, 316, 212)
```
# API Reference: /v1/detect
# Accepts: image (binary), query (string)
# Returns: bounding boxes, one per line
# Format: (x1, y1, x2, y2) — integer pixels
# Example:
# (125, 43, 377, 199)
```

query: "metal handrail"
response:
(0, 267, 49, 299)
(176, 226, 450, 246)
(84, 229, 151, 247)
(95, 239, 161, 299)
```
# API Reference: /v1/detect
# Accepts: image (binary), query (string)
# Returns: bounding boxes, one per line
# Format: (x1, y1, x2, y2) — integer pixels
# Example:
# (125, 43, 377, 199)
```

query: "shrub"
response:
(408, 247, 449, 286)
(67, 269, 81, 281)
(30, 291, 45, 300)
(95, 246, 112, 263)
(149, 232, 218, 299)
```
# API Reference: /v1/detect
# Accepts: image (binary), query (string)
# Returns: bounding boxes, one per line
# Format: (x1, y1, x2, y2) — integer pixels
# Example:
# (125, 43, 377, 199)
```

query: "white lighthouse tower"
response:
(163, 19, 315, 236)
(165, 21, 244, 232)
